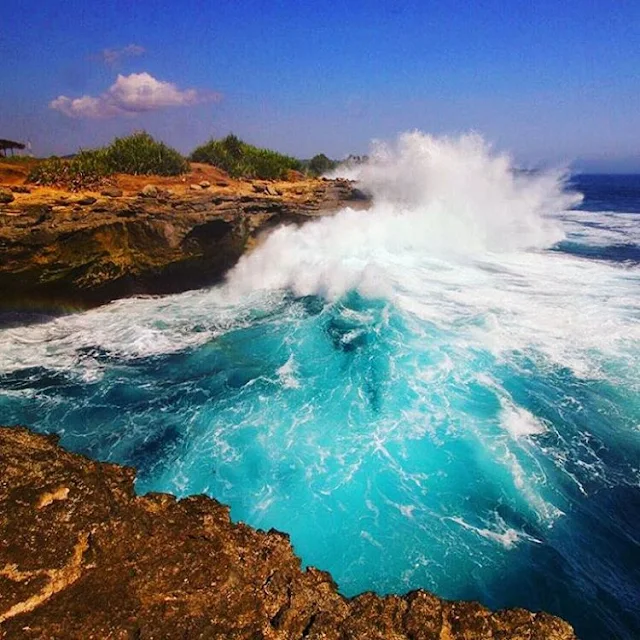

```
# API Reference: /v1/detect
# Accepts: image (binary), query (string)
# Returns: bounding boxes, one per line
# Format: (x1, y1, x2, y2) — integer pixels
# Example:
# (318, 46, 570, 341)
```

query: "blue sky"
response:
(1, 0, 639, 170)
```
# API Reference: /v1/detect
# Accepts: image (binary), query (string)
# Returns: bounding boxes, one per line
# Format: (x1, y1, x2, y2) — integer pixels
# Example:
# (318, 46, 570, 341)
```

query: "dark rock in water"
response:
(0, 425, 577, 639)
(10, 185, 31, 194)
(0, 187, 14, 203)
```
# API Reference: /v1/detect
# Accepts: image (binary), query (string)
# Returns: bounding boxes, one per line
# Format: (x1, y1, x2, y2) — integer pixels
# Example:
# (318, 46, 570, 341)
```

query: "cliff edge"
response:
(0, 425, 576, 639)
(0, 172, 367, 312)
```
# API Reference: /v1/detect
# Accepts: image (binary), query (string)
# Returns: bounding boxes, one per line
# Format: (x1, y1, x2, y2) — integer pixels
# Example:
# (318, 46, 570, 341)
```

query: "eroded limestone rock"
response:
(0, 180, 370, 311)
(0, 426, 576, 640)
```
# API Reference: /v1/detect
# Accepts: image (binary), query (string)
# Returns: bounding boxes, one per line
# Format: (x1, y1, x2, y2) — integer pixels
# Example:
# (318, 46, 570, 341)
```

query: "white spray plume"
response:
(226, 131, 582, 300)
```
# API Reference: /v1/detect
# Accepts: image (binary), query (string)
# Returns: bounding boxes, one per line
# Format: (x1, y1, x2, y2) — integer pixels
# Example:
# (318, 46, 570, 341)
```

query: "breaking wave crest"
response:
(227, 132, 581, 300)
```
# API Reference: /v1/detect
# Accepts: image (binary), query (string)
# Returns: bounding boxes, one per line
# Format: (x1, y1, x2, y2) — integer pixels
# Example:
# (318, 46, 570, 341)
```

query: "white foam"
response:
(450, 515, 542, 549)
(501, 401, 547, 438)
(225, 133, 580, 300)
(277, 356, 300, 389)
(0, 287, 283, 375)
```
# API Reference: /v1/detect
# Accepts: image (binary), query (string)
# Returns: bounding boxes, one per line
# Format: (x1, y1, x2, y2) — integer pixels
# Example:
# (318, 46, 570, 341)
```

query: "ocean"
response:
(1, 133, 638, 639)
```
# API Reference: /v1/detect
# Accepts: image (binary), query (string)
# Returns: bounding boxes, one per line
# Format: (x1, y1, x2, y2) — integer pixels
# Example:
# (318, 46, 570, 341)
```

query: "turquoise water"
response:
(1, 137, 639, 638)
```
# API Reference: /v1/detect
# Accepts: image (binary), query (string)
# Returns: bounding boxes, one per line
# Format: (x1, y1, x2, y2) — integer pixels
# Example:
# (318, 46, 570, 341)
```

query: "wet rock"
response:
(199, 180, 211, 189)
(349, 187, 369, 201)
(0, 187, 14, 203)
(10, 185, 31, 194)
(0, 425, 577, 640)
(189, 183, 202, 191)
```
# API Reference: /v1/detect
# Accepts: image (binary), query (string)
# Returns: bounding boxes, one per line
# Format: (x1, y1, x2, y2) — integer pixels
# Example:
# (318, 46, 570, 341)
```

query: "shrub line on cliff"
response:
(27, 132, 189, 191)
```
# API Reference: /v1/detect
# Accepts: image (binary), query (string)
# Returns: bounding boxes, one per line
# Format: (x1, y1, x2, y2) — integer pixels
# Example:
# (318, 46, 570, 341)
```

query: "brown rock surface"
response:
(0, 188, 14, 204)
(0, 178, 369, 311)
(0, 425, 576, 640)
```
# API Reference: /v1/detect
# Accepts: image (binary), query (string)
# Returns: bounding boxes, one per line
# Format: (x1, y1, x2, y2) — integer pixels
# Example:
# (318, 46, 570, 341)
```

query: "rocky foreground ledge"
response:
(0, 426, 576, 639)
(0, 174, 367, 312)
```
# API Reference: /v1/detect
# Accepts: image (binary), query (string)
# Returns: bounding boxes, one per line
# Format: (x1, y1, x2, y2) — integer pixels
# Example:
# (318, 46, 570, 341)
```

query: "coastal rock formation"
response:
(0, 425, 576, 639)
(0, 178, 368, 311)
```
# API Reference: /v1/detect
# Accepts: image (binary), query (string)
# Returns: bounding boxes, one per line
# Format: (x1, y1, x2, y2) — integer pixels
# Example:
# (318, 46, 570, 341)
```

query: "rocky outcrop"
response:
(0, 179, 369, 311)
(0, 425, 576, 639)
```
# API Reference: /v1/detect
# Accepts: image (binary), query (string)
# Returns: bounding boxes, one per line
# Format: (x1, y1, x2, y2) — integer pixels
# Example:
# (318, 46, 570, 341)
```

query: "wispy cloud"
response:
(99, 44, 146, 66)
(50, 72, 221, 118)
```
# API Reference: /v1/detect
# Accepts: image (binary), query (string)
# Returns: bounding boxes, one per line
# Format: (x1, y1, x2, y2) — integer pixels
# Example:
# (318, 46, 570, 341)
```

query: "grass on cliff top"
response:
(27, 132, 189, 191)
(190, 134, 302, 180)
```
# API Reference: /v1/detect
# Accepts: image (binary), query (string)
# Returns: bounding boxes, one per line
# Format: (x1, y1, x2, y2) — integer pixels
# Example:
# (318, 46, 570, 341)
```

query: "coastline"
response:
(0, 425, 576, 639)
(0, 169, 368, 313)
(1, 168, 579, 637)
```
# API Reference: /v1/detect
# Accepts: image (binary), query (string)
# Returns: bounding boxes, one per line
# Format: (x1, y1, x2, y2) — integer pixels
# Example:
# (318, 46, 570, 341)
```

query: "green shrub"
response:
(191, 134, 301, 180)
(0, 155, 36, 164)
(27, 132, 189, 190)
(103, 131, 189, 176)
(27, 150, 110, 191)
(307, 153, 338, 177)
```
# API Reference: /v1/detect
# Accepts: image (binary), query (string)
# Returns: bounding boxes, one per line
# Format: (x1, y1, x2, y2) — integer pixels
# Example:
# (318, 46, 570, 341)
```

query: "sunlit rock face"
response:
(0, 178, 367, 311)
(0, 426, 577, 639)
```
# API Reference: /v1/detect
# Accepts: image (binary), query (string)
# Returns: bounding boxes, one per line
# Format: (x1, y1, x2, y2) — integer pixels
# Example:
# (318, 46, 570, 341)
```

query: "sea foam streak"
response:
(1, 132, 639, 640)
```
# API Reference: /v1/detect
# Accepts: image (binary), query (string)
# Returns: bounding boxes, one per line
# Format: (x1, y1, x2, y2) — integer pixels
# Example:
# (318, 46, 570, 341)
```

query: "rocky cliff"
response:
(0, 425, 576, 639)
(0, 177, 367, 311)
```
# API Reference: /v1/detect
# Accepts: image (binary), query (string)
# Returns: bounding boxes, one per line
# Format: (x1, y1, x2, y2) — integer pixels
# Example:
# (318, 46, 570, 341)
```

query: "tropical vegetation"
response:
(190, 134, 301, 180)
(27, 132, 188, 190)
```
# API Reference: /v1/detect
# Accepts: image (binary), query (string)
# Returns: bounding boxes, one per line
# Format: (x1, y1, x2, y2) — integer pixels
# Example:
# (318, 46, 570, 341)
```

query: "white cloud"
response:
(50, 73, 220, 119)
(100, 44, 145, 65)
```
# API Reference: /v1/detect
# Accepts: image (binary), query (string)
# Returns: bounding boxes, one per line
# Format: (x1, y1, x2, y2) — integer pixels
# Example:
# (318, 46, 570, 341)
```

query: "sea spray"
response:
(0, 134, 638, 640)
(226, 132, 581, 301)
